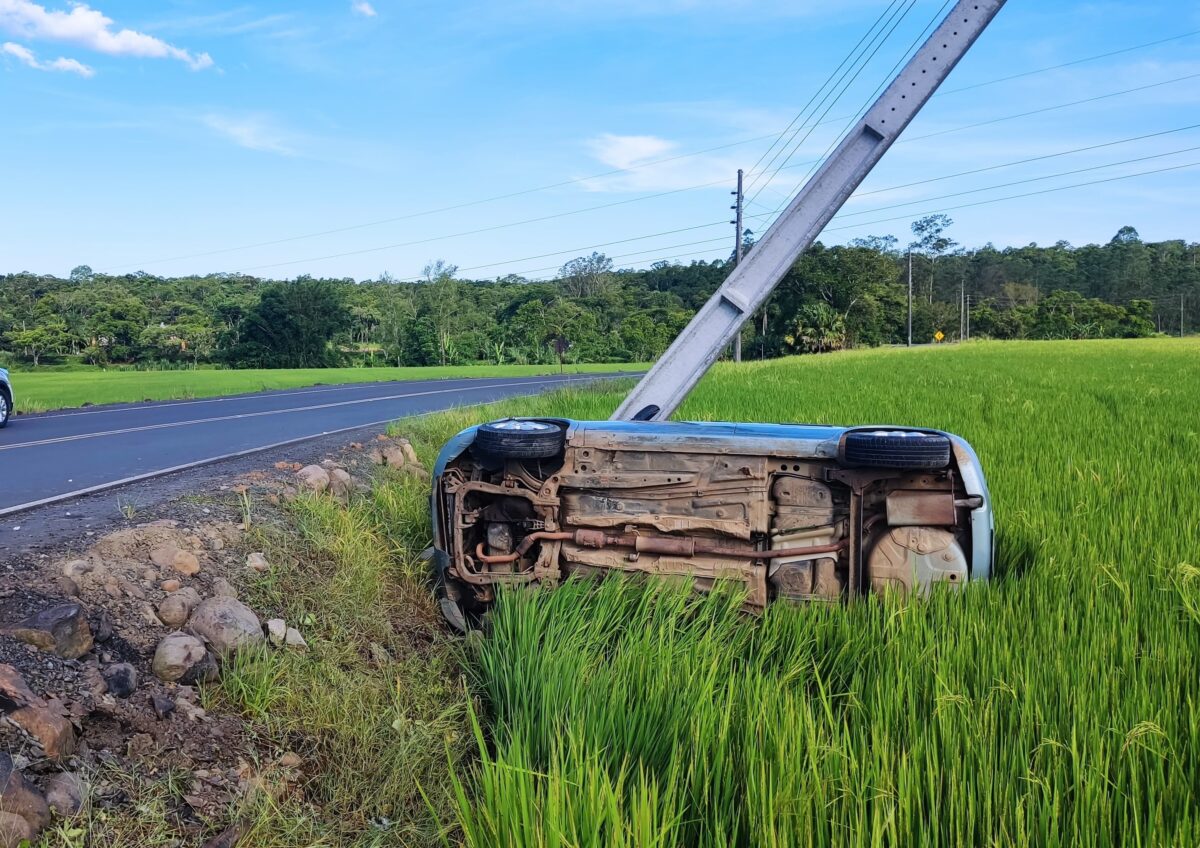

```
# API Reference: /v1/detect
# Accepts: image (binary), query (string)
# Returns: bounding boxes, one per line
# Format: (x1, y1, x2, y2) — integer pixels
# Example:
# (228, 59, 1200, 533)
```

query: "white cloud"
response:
(2, 39, 92, 75)
(0, 0, 213, 70)
(351, 1, 377, 17)
(581, 132, 743, 193)
(202, 113, 296, 156)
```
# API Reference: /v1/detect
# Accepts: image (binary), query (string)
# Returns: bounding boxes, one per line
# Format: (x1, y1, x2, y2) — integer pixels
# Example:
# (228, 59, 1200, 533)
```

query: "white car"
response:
(0, 367, 11, 428)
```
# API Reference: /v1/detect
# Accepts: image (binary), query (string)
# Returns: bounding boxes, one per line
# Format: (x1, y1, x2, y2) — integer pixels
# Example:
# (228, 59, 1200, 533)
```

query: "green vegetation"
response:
(3, 224, 1195, 373)
(397, 338, 1200, 847)
(8, 362, 643, 413)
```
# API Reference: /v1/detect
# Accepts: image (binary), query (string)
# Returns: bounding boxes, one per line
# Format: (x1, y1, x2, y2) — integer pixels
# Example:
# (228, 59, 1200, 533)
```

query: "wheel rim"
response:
(488, 419, 554, 432)
(0, 393, 8, 421)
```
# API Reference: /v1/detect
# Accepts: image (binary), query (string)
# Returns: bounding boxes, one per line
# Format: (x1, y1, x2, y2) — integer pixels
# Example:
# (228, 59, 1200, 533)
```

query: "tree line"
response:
(1, 220, 1195, 370)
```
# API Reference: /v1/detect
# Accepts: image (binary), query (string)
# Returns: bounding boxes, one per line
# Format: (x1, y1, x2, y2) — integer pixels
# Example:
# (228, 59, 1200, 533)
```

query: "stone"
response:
(152, 632, 208, 683)
(328, 468, 354, 498)
(211, 578, 237, 599)
(399, 462, 431, 482)
(102, 663, 138, 698)
(151, 693, 175, 721)
(43, 772, 85, 818)
(378, 445, 407, 467)
(176, 699, 207, 722)
(160, 578, 181, 592)
(0, 811, 34, 848)
(89, 609, 113, 643)
(0, 664, 38, 707)
(157, 594, 194, 628)
(0, 753, 50, 833)
(171, 550, 201, 576)
(188, 598, 263, 655)
(149, 545, 181, 569)
(283, 628, 308, 651)
(295, 464, 330, 493)
(266, 619, 286, 647)
(61, 560, 93, 581)
(54, 576, 80, 598)
(246, 552, 270, 573)
(278, 752, 302, 769)
(397, 439, 420, 466)
(1, 603, 93, 659)
(0, 753, 49, 834)
(8, 705, 76, 760)
(141, 568, 158, 582)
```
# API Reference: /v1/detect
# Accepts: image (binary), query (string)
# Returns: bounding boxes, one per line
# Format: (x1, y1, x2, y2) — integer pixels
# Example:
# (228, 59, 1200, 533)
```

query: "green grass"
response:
(7, 362, 646, 413)
(388, 338, 1200, 848)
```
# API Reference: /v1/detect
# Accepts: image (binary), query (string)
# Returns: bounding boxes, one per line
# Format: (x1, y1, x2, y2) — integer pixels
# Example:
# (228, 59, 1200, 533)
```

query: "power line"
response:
(102, 31, 1200, 273)
(495, 160, 1200, 280)
(231, 72, 1200, 277)
(320, 125, 1200, 279)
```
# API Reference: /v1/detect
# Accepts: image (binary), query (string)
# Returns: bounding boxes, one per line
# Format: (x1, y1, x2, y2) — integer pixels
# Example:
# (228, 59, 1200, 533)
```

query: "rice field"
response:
(409, 339, 1200, 847)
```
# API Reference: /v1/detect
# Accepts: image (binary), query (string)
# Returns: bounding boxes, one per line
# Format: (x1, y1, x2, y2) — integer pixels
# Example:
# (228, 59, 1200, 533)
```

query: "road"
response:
(0, 373, 632, 515)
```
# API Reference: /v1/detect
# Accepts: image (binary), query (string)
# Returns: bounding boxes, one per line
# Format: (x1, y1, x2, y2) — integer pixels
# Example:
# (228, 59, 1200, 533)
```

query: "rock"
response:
(142, 568, 158, 582)
(378, 444, 407, 467)
(246, 552, 270, 573)
(188, 598, 264, 656)
(54, 576, 80, 598)
(8, 705, 76, 760)
(160, 578, 181, 592)
(397, 439, 420, 466)
(171, 550, 201, 576)
(283, 628, 308, 651)
(151, 693, 175, 721)
(44, 772, 85, 818)
(211, 578, 237, 599)
(152, 632, 208, 683)
(61, 560, 93, 581)
(151, 545, 201, 576)
(176, 699, 207, 722)
(0, 752, 50, 834)
(157, 594, 194, 628)
(0, 811, 34, 848)
(201, 823, 245, 848)
(0, 664, 38, 707)
(1, 603, 93, 659)
(278, 752, 302, 769)
(90, 609, 113, 643)
(399, 462, 431, 482)
(266, 619, 286, 647)
(328, 468, 355, 498)
(149, 545, 181, 569)
(102, 663, 138, 698)
(296, 464, 330, 493)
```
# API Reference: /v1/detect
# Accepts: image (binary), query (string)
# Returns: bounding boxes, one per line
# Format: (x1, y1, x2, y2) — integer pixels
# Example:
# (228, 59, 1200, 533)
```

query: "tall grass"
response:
(419, 339, 1200, 847)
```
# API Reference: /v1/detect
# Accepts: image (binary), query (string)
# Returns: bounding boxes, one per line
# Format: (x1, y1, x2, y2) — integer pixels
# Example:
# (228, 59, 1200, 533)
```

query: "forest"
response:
(1, 220, 1196, 370)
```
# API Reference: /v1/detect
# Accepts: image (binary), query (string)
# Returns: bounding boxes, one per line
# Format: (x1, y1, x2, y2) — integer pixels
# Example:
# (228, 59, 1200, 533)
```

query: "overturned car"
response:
(428, 418, 993, 628)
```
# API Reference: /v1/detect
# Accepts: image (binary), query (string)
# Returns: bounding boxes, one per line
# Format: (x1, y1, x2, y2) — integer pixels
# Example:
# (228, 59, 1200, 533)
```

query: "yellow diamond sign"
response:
(934, 331, 945, 342)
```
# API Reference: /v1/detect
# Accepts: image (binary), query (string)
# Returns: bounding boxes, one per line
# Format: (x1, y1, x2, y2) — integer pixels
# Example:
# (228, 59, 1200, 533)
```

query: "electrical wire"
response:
(101, 29, 1200, 273)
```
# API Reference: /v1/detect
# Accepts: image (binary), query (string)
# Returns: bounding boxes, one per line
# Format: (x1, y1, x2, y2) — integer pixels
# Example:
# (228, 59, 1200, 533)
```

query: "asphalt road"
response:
(0, 373, 632, 514)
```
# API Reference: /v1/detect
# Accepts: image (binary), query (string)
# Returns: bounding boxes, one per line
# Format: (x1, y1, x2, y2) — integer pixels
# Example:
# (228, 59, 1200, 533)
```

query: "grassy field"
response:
(5, 362, 645, 413)
(392, 338, 1200, 847)
(129, 338, 1198, 847)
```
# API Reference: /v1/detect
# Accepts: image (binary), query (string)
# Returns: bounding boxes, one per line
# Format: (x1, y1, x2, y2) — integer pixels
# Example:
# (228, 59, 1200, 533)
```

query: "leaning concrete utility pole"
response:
(613, 0, 1007, 421)
(732, 168, 744, 362)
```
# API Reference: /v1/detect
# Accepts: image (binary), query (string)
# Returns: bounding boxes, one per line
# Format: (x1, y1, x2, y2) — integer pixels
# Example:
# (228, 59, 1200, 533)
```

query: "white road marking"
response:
(0, 376, 600, 452)
(23, 372, 624, 420)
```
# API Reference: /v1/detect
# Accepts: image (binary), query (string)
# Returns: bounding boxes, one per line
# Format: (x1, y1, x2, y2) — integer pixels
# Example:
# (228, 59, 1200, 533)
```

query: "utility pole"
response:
(965, 294, 971, 341)
(907, 250, 913, 347)
(1182, 293, 1186, 338)
(731, 169, 744, 362)
(959, 274, 965, 341)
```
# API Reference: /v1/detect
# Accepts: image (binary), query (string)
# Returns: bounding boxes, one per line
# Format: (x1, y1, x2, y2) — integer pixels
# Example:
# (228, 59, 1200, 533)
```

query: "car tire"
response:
(474, 419, 565, 459)
(841, 430, 951, 469)
(0, 389, 10, 429)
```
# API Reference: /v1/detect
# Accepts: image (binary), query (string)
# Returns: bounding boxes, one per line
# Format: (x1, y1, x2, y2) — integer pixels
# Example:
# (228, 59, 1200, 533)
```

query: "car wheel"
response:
(0, 389, 10, 429)
(841, 430, 951, 469)
(474, 419, 566, 459)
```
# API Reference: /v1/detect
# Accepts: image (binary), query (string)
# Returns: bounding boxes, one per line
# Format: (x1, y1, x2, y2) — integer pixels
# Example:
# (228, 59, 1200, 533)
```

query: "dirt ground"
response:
(0, 424, 406, 846)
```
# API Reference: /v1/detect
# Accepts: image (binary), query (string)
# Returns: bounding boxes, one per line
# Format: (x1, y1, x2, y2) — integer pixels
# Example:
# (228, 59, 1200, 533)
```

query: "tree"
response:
(559, 252, 613, 298)
(910, 214, 957, 303)
(69, 265, 94, 283)
(225, 280, 347, 368)
(422, 260, 460, 366)
(6, 319, 69, 366)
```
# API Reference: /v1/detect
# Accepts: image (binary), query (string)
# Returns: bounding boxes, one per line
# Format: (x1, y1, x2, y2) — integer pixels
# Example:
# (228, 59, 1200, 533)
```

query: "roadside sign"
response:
(934, 331, 945, 342)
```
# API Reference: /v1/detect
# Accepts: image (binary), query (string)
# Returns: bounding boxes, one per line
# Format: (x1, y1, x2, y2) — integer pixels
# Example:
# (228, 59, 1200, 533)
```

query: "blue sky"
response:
(1, 0, 1198, 281)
